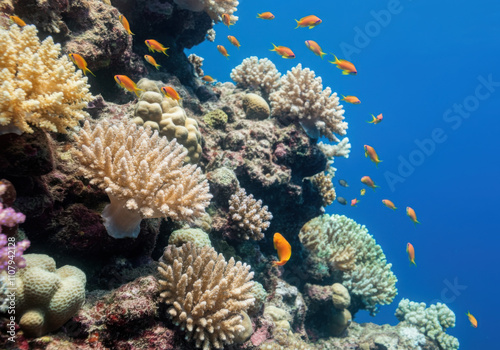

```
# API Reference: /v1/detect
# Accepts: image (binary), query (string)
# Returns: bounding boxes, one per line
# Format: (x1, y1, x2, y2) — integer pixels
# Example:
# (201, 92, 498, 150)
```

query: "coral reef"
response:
(173, 0, 239, 23)
(203, 109, 229, 129)
(168, 227, 212, 248)
(0, 234, 29, 273)
(230, 57, 281, 96)
(188, 53, 205, 77)
(242, 93, 271, 120)
(311, 172, 336, 207)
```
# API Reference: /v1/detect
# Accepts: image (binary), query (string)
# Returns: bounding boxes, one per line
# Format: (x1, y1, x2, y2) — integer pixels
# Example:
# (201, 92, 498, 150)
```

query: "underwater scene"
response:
(0, 0, 498, 349)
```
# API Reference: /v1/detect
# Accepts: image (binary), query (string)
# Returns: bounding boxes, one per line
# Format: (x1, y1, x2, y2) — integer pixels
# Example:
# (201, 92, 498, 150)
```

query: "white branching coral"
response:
(157, 243, 255, 350)
(173, 0, 239, 23)
(270, 64, 347, 142)
(230, 57, 281, 96)
(0, 25, 92, 135)
(228, 188, 272, 241)
(73, 120, 212, 239)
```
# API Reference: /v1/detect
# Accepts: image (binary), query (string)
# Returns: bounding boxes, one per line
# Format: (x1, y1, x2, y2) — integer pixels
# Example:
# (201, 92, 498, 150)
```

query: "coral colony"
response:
(0, 1, 459, 349)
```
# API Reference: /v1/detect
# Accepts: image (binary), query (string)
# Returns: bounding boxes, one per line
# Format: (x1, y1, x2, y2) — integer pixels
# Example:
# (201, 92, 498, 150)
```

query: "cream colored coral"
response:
(16, 254, 86, 337)
(157, 243, 255, 350)
(188, 53, 205, 77)
(0, 25, 92, 134)
(168, 228, 212, 248)
(230, 57, 281, 95)
(270, 64, 347, 142)
(228, 188, 272, 241)
(311, 172, 336, 207)
(173, 0, 239, 23)
(73, 120, 212, 239)
(242, 93, 270, 120)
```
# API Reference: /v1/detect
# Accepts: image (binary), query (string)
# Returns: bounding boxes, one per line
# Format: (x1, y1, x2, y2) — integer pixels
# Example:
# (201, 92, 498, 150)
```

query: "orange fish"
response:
(144, 55, 161, 70)
(360, 189, 366, 196)
(68, 53, 95, 77)
(361, 176, 379, 190)
(257, 12, 275, 20)
(406, 243, 416, 266)
(272, 232, 291, 266)
(114, 75, 143, 97)
(161, 86, 181, 101)
(305, 40, 326, 59)
(145, 39, 169, 56)
(217, 45, 229, 59)
(270, 43, 295, 59)
(295, 15, 322, 29)
(119, 14, 134, 35)
(329, 55, 357, 75)
(227, 35, 241, 48)
(202, 75, 216, 83)
(368, 113, 383, 124)
(364, 145, 382, 167)
(466, 311, 478, 328)
(221, 13, 234, 28)
(406, 207, 420, 225)
(341, 95, 361, 104)
(9, 15, 26, 26)
(382, 199, 397, 210)
(351, 198, 359, 207)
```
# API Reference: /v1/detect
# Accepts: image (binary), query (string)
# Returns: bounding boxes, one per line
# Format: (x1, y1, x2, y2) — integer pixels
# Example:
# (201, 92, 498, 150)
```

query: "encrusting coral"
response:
(0, 25, 92, 134)
(157, 243, 255, 350)
(230, 57, 281, 96)
(73, 119, 212, 239)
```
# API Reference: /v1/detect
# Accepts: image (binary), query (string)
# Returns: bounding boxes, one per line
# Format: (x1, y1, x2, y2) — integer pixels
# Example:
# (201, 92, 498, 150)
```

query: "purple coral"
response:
(0, 203, 26, 232)
(0, 234, 30, 272)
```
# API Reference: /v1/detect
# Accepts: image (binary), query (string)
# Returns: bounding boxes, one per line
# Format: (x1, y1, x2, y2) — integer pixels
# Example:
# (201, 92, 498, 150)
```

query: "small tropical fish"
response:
(368, 113, 383, 124)
(329, 55, 357, 75)
(227, 35, 241, 48)
(272, 232, 291, 266)
(9, 15, 26, 27)
(351, 198, 359, 207)
(68, 53, 95, 76)
(145, 39, 169, 56)
(144, 55, 161, 70)
(361, 176, 379, 190)
(295, 15, 322, 29)
(406, 243, 416, 266)
(257, 12, 275, 20)
(270, 43, 295, 59)
(406, 207, 420, 225)
(360, 189, 366, 196)
(466, 311, 478, 328)
(305, 40, 326, 58)
(364, 145, 382, 167)
(114, 75, 143, 97)
(217, 45, 230, 59)
(119, 14, 134, 35)
(161, 86, 181, 101)
(221, 13, 234, 28)
(382, 199, 397, 210)
(337, 197, 347, 205)
(202, 75, 216, 83)
(341, 95, 361, 104)
(338, 179, 349, 187)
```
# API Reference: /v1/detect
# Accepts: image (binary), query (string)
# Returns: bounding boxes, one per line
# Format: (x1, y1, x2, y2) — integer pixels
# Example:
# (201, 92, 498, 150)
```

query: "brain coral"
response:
(16, 254, 86, 337)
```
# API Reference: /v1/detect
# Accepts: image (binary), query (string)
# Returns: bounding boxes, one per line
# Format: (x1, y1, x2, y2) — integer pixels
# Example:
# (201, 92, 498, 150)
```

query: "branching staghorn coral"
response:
(173, 0, 239, 23)
(73, 120, 212, 239)
(157, 243, 255, 350)
(0, 25, 92, 135)
(230, 57, 281, 96)
(228, 188, 273, 240)
(299, 214, 397, 314)
(270, 64, 347, 142)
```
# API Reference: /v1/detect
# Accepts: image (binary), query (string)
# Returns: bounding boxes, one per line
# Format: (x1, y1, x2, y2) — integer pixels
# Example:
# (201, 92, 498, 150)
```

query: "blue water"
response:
(189, 0, 500, 348)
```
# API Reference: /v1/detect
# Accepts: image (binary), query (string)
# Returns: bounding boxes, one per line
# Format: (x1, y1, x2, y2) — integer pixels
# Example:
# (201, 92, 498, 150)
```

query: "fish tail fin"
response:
(294, 20, 300, 29)
(393, 207, 397, 210)
(270, 43, 277, 52)
(134, 88, 144, 97)
(320, 51, 327, 59)
(376, 160, 383, 167)
(342, 70, 350, 75)
(162, 49, 169, 56)
(155, 64, 161, 70)
(412, 260, 417, 267)
(257, 14, 261, 18)
(87, 68, 96, 77)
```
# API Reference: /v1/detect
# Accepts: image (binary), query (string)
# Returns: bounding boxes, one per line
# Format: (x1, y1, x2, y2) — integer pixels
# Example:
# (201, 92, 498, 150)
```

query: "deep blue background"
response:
(188, 0, 500, 347)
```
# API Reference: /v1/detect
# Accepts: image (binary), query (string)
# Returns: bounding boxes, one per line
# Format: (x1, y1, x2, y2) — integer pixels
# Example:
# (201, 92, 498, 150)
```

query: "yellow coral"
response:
(0, 25, 92, 134)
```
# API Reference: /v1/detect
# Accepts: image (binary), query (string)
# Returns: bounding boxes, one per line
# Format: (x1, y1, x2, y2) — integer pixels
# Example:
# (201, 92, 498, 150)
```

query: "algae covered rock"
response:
(203, 109, 228, 129)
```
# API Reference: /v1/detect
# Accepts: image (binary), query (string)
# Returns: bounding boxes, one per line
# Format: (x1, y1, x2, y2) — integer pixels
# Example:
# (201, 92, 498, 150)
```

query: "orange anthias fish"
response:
(68, 53, 95, 76)
(145, 39, 169, 56)
(9, 15, 26, 26)
(217, 45, 230, 59)
(305, 40, 326, 59)
(161, 86, 181, 101)
(114, 75, 143, 97)
(221, 13, 234, 28)
(364, 145, 382, 167)
(406, 207, 420, 225)
(119, 14, 134, 35)
(466, 311, 478, 328)
(341, 95, 361, 104)
(329, 55, 357, 75)
(368, 113, 383, 124)
(382, 199, 397, 210)
(227, 35, 241, 48)
(202, 75, 216, 83)
(272, 232, 291, 266)
(257, 12, 275, 20)
(144, 55, 161, 70)
(295, 15, 322, 29)
(270, 44, 295, 59)
(406, 243, 416, 266)
(361, 176, 379, 190)
(351, 198, 359, 207)
(360, 189, 366, 196)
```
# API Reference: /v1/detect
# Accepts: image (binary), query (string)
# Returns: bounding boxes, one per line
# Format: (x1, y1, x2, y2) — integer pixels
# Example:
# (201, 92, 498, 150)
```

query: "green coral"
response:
(203, 109, 228, 129)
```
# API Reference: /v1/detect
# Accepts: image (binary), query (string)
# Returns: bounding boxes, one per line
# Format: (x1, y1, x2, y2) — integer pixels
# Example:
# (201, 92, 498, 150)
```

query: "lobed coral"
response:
(73, 120, 212, 239)
(0, 25, 92, 134)
(230, 57, 281, 96)
(157, 243, 255, 350)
